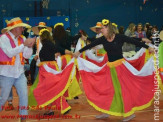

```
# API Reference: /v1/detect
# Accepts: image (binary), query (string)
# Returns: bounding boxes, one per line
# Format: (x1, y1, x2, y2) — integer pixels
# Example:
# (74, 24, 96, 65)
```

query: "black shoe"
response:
(63, 109, 71, 115)
(74, 96, 79, 99)
(43, 111, 54, 116)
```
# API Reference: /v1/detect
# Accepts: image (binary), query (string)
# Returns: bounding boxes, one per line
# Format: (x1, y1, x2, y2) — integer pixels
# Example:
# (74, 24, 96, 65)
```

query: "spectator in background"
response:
(90, 22, 106, 56)
(122, 23, 136, 57)
(144, 23, 152, 39)
(135, 23, 146, 38)
(118, 26, 124, 34)
(135, 23, 147, 51)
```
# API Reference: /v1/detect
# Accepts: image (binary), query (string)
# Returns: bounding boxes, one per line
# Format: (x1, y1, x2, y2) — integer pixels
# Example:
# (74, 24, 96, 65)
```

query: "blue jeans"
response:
(7, 89, 13, 101)
(0, 73, 28, 116)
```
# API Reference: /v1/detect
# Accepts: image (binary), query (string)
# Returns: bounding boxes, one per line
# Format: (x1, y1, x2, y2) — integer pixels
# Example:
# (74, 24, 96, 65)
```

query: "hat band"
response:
(7, 20, 23, 27)
(39, 22, 46, 26)
(7, 23, 11, 27)
(96, 23, 102, 27)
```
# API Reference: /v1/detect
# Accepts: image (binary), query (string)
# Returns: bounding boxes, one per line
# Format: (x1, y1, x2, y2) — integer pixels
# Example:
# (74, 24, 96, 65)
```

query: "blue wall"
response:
(0, 0, 163, 36)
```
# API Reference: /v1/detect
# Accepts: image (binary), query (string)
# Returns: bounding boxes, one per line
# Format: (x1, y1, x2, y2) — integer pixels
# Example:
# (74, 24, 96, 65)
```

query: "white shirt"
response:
(36, 36, 42, 66)
(96, 33, 103, 38)
(0, 31, 33, 78)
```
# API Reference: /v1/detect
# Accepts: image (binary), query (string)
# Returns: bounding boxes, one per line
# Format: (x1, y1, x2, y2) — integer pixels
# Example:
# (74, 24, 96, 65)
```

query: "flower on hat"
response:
(39, 28, 50, 36)
(102, 19, 109, 26)
(112, 23, 118, 27)
(54, 23, 64, 29)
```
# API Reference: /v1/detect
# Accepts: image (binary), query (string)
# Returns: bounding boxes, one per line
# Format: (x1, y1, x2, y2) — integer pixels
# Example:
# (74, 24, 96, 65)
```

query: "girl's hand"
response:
(73, 51, 80, 58)
(148, 47, 154, 53)
(142, 38, 151, 44)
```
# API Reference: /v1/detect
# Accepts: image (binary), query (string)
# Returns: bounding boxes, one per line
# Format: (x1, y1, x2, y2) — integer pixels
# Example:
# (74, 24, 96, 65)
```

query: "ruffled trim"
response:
(61, 106, 71, 114)
(87, 98, 153, 117)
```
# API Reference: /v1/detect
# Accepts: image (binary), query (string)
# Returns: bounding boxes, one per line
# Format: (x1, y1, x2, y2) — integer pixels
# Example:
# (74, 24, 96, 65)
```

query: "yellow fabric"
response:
(80, 39, 86, 59)
(66, 76, 82, 100)
(36, 38, 40, 54)
(145, 49, 153, 63)
(63, 55, 82, 100)
(60, 96, 71, 114)
(107, 58, 125, 68)
(38, 61, 59, 71)
(87, 98, 153, 117)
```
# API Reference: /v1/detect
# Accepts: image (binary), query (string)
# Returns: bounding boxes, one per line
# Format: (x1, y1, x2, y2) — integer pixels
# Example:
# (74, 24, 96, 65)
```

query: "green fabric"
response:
(109, 67, 124, 113)
(98, 48, 106, 54)
(159, 42, 163, 68)
(28, 74, 39, 106)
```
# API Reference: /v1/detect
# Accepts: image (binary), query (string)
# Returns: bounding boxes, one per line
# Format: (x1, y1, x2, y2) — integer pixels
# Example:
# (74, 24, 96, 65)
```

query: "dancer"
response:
(0, 17, 35, 122)
(29, 28, 72, 115)
(74, 19, 154, 121)
(53, 23, 82, 100)
(31, 22, 52, 83)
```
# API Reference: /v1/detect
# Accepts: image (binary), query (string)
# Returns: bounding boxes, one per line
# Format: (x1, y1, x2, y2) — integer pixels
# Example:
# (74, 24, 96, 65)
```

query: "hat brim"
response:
(1, 27, 10, 34)
(160, 30, 163, 41)
(1, 23, 31, 34)
(32, 26, 52, 35)
(90, 26, 102, 33)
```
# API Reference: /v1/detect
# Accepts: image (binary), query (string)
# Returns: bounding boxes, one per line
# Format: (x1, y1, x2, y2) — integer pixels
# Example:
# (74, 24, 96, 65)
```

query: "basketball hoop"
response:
(42, 0, 49, 9)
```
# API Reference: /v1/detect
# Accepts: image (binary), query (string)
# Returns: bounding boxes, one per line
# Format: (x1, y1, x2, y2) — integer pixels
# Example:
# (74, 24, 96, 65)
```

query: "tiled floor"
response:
(0, 83, 163, 122)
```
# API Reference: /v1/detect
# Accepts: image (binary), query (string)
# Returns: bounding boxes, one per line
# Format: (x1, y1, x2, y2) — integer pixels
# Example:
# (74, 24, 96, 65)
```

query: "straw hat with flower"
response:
(1, 17, 31, 34)
(90, 22, 102, 33)
(32, 22, 52, 35)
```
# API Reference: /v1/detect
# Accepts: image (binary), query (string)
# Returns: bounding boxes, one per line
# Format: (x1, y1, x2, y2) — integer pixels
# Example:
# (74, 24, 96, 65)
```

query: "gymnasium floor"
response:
(0, 83, 163, 122)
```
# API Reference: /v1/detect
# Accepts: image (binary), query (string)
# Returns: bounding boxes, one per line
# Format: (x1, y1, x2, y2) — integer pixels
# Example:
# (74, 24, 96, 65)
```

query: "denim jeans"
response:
(0, 73, 28, 116)
(7, 89, 13, 101)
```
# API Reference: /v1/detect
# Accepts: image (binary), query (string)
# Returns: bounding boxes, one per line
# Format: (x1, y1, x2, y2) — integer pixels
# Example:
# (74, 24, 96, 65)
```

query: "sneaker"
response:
(123, 114, 136, 121)
(95, 113, 109, 119)
(63, 109, 71, 115)
(5, 104, 14, 111)
(74, 96, 79, 99)
(20, 119, 26, 122)
(43, 111, 54, 116)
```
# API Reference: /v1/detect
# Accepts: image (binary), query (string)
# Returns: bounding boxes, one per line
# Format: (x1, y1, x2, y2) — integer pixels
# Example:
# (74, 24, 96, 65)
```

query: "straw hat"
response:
(32, 22, 52, 35)
(90, 22, 102, 33)
(1, 17, 31, 34)
(160, 30, 163, 41)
